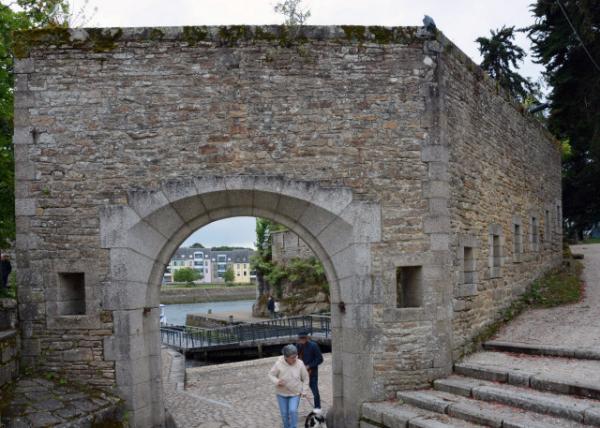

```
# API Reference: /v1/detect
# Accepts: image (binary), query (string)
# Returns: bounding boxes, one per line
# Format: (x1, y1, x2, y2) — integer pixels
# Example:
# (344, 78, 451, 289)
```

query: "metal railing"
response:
(160, 315, 330, 351)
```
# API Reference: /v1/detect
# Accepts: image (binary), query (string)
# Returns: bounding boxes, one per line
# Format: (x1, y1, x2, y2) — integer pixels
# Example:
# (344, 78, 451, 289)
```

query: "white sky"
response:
(75, 0, 543, 248)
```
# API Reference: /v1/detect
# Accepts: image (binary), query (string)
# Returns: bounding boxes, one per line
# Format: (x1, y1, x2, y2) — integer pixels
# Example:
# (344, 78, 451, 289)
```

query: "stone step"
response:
(361, 401, 486, 428)
(455, 351, 600, 399)
(430, 375, 600, 425)
(397, 387, 591, 428)
(483, 340, 600, 361)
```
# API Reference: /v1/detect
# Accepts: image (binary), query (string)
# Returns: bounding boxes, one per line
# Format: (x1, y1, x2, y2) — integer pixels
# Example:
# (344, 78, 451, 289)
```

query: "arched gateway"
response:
(13, 26, 561, 427)
(99, 176, 381, 426)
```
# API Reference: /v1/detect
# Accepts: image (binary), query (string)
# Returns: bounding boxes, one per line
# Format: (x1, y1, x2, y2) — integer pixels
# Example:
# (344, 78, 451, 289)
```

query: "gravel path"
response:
(494, 244, 600, 350)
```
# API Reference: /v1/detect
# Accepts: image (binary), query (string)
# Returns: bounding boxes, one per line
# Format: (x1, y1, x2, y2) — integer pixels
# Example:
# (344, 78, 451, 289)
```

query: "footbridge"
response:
(160, 314, 331, 353)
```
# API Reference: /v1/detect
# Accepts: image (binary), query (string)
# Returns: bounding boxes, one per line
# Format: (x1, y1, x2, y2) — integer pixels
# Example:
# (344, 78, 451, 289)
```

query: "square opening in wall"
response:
(58, 272, 86, 315)
(396, 266, 422, 308)
(463, 246, 476, 284)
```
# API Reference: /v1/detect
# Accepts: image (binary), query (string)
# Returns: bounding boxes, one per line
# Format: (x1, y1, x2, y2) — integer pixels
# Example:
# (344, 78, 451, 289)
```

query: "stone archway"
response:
(99, 175, 381, 427)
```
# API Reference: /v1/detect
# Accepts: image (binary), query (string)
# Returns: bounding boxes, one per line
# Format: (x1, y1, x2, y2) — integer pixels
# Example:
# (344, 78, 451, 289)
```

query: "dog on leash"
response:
(305, 409, 327, 427)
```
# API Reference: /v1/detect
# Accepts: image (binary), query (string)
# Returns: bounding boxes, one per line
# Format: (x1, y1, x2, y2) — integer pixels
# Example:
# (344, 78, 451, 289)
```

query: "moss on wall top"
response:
(13, 25, 433, 58)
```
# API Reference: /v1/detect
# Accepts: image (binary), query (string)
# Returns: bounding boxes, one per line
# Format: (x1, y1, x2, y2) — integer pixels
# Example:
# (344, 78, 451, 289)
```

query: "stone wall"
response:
(439, 38, 563, 357)
(271, 230, 315, 263)
(12, 25, 561, 427)
(0, 299, 19, 388)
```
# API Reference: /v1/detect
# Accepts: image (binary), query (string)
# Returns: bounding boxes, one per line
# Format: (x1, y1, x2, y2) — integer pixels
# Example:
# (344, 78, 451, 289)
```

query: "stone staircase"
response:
(361, 341, 600, 428)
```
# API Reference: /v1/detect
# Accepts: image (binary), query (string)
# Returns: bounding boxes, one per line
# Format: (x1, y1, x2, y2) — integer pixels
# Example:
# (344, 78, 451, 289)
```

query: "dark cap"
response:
(297, 330, 309, 338)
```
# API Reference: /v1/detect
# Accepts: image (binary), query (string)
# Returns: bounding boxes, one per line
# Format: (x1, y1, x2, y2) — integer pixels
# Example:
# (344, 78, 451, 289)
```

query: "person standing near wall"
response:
(1, 254, 12, 289)
(267, 295, 275, 319)
(268, 344, 309, 428)
(297, 330, 323, 410)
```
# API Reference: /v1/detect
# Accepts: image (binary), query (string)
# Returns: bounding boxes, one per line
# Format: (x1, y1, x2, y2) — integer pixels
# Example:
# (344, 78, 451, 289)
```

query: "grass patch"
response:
(162, 282, 253, 289)
(470, 257, 583, 353)
(582, 238, 600, 244)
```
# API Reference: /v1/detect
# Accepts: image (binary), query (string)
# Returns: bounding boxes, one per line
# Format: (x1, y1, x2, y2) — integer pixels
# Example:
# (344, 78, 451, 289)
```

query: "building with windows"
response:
(163, 247, 255, 284)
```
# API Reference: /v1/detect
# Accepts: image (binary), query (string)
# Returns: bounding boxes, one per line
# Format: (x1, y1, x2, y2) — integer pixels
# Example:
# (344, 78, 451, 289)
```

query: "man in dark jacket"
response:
(297, 330, 323, 409)
(1, 254, 12, 289)
(267, 296, 275, 319)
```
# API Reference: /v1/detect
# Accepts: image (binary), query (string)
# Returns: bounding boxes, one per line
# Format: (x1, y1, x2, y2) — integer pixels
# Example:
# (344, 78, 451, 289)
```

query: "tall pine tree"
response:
(476, 26, 539, 102)
(528, 0, 600, 239)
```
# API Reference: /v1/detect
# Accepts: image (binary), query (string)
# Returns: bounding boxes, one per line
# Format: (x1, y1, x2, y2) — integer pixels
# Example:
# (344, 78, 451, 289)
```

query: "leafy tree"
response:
(0, 0, 70, 249)
(190, 242, 205, 248)
(173, 267, 200, 284)
(223, 266, 235, 285)
(274, 0, 311, 26)
(527, 0, 600, 238)
(476, 26, 540, 101)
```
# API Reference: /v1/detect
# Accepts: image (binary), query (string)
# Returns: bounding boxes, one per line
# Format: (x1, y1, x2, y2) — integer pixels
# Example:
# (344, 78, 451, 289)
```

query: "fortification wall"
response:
(439, 40, 563, 356)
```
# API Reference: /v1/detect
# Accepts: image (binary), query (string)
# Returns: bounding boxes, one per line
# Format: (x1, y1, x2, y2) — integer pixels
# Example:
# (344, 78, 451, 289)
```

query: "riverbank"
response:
(160, 285, 256, 304)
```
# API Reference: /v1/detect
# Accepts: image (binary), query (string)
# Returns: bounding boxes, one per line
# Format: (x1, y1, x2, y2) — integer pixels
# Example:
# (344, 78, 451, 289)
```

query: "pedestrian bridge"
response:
(160, 314, 331, 353)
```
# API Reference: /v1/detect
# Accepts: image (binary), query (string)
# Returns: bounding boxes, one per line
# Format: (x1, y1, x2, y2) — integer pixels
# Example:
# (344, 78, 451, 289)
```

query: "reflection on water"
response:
(162, 300, 255, 325)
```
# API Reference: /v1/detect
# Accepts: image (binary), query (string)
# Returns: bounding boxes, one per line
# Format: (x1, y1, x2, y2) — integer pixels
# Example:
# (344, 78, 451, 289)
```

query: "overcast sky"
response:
(76, 0, 543, 249)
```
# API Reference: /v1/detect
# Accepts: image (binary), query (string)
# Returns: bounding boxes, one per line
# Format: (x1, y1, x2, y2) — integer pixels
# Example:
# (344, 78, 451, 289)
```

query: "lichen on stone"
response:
(367, 26, 395, 44)
(13, 26, 71, 58)
(217, 25, 253, 46)
(86, 28, 123, 52)
(341, 26, 367, 42)
(182, 26, 209, 46)
(148, 28, 165, 42)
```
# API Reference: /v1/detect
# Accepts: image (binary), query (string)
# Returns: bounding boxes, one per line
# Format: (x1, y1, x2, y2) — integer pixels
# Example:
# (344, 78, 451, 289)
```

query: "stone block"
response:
(14, 58, 34, 73)
(109, 248, 155, 284)
(15, 199, 35, 216)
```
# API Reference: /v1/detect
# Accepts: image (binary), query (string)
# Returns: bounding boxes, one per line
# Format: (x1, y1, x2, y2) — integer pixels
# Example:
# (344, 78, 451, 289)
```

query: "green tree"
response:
(476, 26, 539, 102)
(527, 0, 600, 238)
(190, 242, 205, 248)
(0, 0, 70, 249)
(173, 267, 200, 284)
(223, 266, 235, 285)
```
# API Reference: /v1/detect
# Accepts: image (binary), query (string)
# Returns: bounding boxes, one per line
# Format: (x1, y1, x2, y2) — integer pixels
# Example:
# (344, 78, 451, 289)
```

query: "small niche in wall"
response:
(396, 266, 422, 308)
(463, 246, 476, 284)
(58, 272, 86, 315)
(492, 235, 501, 268)
(531, 217, 539, 251)
(513, 223, 522, 262)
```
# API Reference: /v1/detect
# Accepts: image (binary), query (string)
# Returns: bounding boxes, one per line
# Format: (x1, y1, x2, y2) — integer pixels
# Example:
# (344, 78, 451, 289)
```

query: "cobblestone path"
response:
(163, 348, 332, 428)
(495, 244, 600, 349)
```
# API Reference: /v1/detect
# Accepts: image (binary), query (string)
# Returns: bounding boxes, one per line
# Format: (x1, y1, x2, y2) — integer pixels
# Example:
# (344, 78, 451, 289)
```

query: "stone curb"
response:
(454, 362, 600, 400)
(483, 341, 600, 361)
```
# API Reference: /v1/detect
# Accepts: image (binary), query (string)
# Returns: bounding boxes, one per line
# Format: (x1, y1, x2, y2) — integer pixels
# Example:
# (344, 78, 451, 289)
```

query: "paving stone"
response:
(32, 398, 64, 411)
(26, 411, 62, 427)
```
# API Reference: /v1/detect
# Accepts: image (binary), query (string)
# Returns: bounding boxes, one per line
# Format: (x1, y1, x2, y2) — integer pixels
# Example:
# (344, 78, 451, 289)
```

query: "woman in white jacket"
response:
(268, 344, 309, 428)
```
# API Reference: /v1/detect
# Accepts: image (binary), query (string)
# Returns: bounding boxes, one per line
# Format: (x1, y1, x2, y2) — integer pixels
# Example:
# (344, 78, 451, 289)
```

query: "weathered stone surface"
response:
(13, 25, 561, 428)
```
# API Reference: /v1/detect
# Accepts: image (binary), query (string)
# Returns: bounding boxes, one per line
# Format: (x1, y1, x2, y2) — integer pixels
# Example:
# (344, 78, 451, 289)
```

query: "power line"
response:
(555, 0, 600, 73)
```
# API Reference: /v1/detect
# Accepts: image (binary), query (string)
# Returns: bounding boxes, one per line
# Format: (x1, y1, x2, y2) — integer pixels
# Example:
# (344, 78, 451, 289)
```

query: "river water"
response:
(162, 300, 255, 325)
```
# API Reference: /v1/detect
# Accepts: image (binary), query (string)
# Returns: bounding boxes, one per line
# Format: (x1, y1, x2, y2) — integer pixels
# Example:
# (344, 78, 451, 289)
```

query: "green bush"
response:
(173, 267, 201, 284)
